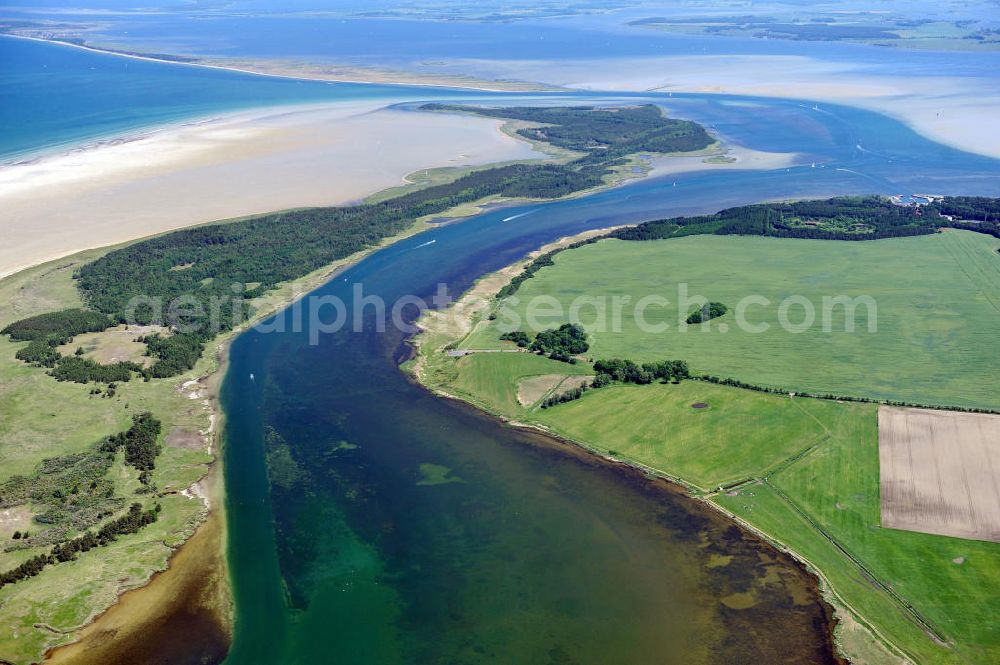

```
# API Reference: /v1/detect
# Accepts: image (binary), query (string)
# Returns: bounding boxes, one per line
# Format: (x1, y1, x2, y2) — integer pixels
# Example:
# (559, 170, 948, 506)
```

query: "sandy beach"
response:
(0, 95, 799, 280)
(0, 102, 544, 278)
(3, 35, 560, 93)
(647, 144, 800, 178)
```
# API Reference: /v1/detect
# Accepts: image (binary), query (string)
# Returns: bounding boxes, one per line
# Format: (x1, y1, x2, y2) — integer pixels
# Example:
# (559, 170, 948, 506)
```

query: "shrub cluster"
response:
(142, 332, 204, 378)
(0, 413, 163, 556)
(0, 503, 159, 588)
(100, 412, 163, 483)
(530, 323, 589, 361)
(499, 331, 531, 347)
(541, 384, 590, 408)
(539, 357, 691, 409)
(14, 339, 62, 367)
(686, 302, 728, 325)
(593, 358, 690, 386)
(500, 324, 590, 362)
(49, 356, 142, 383)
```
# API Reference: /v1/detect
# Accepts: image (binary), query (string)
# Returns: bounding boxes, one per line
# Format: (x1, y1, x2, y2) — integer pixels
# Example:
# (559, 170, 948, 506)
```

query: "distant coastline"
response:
(0, 33, 560, 94)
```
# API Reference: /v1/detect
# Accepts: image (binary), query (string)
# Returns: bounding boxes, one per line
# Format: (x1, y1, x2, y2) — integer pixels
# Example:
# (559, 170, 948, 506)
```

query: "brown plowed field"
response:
(879, 406, 1000, 542)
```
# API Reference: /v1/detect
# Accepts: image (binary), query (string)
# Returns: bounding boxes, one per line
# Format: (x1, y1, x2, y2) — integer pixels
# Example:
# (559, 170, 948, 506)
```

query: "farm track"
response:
(763, 475, 949, 646)
(722, 422, 952, 649)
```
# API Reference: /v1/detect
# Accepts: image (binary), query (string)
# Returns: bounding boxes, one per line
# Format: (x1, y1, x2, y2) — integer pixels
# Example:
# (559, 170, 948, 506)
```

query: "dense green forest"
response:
(930, 196, 1000, 239)
(613, 196, 939, 241)
(930, 196, 1000, 222)
(420, 104, 714, 157)
(1, 309, 112, 343)
(613, 195, 1000, 243)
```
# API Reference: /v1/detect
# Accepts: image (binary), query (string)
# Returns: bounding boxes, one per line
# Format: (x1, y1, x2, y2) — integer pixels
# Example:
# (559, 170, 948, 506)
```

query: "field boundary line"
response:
(764, 478, 950, 646)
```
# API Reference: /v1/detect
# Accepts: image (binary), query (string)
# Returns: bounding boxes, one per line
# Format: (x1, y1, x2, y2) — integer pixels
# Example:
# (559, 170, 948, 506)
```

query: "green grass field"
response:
(467, 230, 1000, 410)
(715, 407, 1000, 665)
(536, 380, 866, 491)
(444, 352, 591, 419)
(543, 384, 1000, 663)
(420, 227, 1000, 663)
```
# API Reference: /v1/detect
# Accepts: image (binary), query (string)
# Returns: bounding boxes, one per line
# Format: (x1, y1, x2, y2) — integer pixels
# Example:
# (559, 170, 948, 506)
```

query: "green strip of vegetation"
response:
(421, 104, 713, 157)
(493, 196, 1000, 302)
(614, 195, 936, 241)
(613, 195, 1000, 242)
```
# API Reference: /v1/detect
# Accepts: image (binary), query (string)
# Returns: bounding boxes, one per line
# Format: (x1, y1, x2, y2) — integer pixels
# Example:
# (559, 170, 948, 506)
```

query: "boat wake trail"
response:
(502, 210, 535, 222)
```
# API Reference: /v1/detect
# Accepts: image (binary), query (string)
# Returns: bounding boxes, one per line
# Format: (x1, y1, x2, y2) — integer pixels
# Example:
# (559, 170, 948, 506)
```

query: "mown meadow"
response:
(467, 230, 1000, 410)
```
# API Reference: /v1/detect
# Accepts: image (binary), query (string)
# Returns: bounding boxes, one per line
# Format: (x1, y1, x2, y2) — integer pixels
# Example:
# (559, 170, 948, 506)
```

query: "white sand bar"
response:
(0, 101, 544, 278)
(879, 406, 1000, 543)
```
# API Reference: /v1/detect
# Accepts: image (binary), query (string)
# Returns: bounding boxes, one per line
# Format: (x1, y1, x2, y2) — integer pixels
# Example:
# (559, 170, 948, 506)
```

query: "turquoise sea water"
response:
(0, 36, 475, 160)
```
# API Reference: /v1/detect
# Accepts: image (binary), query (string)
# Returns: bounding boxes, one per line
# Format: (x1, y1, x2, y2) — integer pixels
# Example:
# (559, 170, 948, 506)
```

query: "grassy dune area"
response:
(415, 227, 1000, 665)
(466, 230, 1000, 410)
(0, 220, 437, 662)
(0, 251, 217, 663)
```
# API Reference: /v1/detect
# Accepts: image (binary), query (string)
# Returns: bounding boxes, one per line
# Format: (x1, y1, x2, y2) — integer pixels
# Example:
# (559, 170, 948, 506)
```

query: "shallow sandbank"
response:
(0, 102, 543, 278)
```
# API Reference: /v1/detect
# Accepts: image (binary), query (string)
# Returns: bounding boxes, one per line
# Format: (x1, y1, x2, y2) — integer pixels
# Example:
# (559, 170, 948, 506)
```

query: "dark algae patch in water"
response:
(218, 317, 844, 664)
